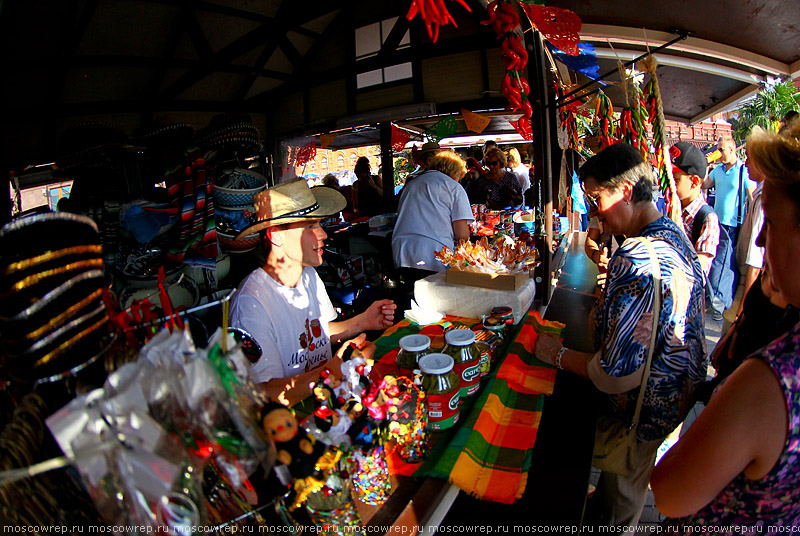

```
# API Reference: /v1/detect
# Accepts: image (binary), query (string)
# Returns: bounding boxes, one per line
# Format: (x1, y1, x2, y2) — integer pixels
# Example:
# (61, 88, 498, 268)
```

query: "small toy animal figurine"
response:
(259, 401, 341, 509)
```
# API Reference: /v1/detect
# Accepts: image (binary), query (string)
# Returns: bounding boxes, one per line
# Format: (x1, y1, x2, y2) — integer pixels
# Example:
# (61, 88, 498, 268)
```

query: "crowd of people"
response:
(228, 112, 800, 529)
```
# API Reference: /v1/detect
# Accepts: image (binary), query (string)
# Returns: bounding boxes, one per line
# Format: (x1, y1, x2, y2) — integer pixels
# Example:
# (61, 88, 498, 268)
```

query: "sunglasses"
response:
(485, 160, 501, 167)
(584, 192, 600, 211)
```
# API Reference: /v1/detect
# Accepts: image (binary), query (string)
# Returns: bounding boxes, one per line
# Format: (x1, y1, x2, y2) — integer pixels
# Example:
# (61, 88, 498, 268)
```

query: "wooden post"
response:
(379, 121, 395, 212)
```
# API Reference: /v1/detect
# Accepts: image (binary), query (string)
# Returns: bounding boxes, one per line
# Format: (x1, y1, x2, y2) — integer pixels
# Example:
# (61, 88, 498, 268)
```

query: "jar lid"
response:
(491, 306, 513, 316)
(444, 328, 476, 346)
(419, 353, 454, 375)
(484, 317, 504, 330)
(399, 334, 431, 352)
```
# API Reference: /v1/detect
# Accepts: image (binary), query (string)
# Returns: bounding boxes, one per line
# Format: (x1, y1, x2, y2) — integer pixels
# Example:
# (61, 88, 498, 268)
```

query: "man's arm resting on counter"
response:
(259, 355, 344, 406)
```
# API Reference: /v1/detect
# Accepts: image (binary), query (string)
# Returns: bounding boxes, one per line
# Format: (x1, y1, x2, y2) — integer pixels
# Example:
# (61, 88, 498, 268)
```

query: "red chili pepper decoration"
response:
(406, 0, 472, 43)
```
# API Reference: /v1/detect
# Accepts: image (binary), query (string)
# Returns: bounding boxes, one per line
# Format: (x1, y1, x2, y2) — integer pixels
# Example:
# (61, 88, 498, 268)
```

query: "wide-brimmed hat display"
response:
(235, 178, 346, 240)
(0, 213, 110, 383)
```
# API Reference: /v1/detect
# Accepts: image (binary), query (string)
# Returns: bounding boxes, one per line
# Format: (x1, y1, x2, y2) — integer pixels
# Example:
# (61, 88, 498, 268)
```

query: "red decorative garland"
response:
(296, 141, 317, 166)
(391, 125, 412, 151)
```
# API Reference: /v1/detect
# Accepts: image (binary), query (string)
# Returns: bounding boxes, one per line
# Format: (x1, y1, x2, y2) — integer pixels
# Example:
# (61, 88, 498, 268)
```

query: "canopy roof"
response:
(3, 0, 798, 170)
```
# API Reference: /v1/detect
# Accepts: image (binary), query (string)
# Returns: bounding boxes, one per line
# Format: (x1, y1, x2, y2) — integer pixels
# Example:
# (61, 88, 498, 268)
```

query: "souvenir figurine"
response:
(340, 344, 372, 401)
(320, 369, 349, 407)
(312, 406, 352, 447)
(310, 380, 341, 411)
(259, 402, 341, 509)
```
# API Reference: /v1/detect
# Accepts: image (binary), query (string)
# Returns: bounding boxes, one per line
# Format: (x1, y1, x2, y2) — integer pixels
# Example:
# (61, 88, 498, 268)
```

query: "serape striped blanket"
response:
(374, 311, 564, 503)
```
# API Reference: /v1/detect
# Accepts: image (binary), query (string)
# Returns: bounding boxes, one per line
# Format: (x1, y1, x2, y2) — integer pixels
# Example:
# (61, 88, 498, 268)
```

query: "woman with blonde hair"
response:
(392, 149, 473, 275)
(507, 147, 530, 193)
(484, 147, 523, 209)
(652, 121, 800, 529)
(426, 150, 468, 181)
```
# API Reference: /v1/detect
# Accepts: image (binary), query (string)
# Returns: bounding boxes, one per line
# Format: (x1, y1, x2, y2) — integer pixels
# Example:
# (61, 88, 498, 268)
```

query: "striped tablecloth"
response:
(375, 311, 564, 503)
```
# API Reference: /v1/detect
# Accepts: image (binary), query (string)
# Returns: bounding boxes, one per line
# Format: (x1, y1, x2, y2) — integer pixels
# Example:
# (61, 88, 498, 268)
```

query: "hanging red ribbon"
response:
(158, 266, 184, 332)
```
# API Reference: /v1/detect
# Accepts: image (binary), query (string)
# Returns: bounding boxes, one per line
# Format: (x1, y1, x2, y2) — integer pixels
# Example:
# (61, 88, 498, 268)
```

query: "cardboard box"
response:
(445, 268, 528, 291)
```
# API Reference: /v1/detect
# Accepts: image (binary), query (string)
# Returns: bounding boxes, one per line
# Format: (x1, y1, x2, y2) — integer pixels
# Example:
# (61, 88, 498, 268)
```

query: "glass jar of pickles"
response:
(419, 353, 460, 431)
(396, 334, 432, 380)
(491, 306, 514, 324)
(483, 316, 506, 343)
(442, 329, 481, 399)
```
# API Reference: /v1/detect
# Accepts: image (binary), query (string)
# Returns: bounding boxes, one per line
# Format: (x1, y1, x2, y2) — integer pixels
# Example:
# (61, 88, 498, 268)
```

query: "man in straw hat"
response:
(230, 178, 396, 405)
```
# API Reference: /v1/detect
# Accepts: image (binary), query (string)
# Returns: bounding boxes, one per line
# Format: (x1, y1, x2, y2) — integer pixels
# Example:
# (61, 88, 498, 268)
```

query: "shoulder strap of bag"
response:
(737, 163, 749, 226)
(691, 204, 714, 246)
(629, 236, 662, 429)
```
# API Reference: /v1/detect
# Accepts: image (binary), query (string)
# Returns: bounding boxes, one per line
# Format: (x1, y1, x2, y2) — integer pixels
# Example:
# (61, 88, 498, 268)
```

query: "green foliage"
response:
(394, 156, 415, 187)
(730, 80, 800, 144)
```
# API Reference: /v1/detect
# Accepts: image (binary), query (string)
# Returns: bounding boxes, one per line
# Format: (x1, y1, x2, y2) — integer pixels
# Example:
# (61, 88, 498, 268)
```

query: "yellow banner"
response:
(319, 133, 337, 148)
(461, 108, 492, 134)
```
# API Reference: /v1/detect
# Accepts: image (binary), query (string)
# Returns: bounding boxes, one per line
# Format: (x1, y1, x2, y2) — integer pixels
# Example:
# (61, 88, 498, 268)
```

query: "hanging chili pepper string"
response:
(406, 0, 472, 43)
(484, 1, 531, 139)
(593, 91, 616, 150)
(641, 55, 681, 224)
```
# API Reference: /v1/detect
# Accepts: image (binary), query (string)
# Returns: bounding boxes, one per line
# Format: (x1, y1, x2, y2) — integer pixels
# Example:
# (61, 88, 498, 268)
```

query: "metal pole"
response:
(553, 31, 688, 107)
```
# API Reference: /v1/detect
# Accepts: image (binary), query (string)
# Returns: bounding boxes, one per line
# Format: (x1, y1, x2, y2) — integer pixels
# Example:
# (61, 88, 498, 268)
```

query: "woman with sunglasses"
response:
(483, 147, 523, 209)
(534, 142, 708, 526)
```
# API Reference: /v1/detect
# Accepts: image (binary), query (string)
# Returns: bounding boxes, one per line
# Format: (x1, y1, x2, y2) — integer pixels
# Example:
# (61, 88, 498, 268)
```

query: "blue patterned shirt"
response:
(593, 216, 709, 441)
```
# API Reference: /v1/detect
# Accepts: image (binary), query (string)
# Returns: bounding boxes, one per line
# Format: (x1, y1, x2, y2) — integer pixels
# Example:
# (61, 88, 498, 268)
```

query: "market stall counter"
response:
(437, 231, 603, 528)
(291, 232, 602, 533)
(299, 300, 564, 533)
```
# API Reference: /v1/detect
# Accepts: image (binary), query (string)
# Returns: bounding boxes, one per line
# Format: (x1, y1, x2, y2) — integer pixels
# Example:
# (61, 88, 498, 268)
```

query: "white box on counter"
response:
(413, 271, 536, 324)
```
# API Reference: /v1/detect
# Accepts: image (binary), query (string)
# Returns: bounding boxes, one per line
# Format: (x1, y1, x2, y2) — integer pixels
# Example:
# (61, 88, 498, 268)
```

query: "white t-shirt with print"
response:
(230, 266, 338, 383)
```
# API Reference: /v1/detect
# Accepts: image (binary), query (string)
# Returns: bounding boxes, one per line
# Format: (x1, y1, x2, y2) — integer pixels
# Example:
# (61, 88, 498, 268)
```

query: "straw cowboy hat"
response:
(235, 178, 346, 240)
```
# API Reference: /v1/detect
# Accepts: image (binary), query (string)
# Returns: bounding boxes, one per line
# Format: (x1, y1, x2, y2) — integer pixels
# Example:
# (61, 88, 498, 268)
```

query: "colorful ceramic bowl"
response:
(217, 230, 260, 253)
(212, 169, 267, 208)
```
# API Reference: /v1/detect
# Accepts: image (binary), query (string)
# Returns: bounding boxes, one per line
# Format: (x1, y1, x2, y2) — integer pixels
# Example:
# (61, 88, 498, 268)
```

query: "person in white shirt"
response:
(230, 178, 396, 405)
(392, 150, 474, 275)
(507, 148, 530, 194)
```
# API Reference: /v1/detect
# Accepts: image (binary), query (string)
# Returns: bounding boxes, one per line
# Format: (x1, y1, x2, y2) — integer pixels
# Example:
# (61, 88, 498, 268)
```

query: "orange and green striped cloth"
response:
(373, 311, 564, 504)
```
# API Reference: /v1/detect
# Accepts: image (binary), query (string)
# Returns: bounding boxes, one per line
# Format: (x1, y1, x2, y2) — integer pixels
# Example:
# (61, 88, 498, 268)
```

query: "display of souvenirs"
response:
(260, 402, 342, 510)
(45, 328, 271, 528)
(345, 446, 392, 505)
(435, 236, 538, 273)
(305, 473, 364, 536)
